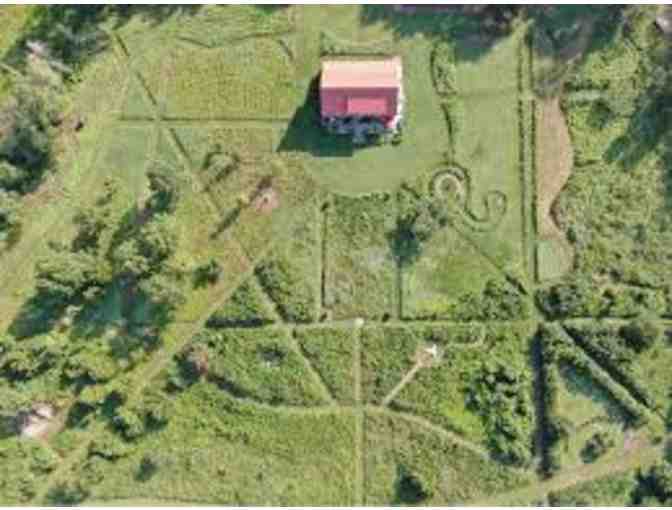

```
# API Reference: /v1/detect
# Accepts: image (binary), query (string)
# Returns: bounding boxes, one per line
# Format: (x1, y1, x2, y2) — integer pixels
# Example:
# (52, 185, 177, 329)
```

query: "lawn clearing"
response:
(402, 224, 508, 319)
(448, 31, 527, 277)
(140, 40, 300, 120)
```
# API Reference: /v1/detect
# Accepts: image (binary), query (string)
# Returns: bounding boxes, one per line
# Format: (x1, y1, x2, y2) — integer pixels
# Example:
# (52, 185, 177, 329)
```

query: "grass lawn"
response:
(450, 31, 527, 277)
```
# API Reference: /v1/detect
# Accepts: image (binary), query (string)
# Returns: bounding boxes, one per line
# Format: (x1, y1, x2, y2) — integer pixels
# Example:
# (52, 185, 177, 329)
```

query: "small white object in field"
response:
(354, 318, 365, 328)
(19, 403, 55, 439)
(424, 344, 439, 359)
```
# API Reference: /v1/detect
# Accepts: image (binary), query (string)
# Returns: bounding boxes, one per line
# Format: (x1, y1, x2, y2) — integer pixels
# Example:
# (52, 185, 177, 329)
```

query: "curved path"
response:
(467, 435, 664, 506)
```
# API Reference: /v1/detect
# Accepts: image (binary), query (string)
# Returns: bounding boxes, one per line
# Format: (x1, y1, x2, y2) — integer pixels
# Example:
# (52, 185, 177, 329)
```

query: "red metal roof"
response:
(347, 97, 388, 116)
(320, 58, 402, 118)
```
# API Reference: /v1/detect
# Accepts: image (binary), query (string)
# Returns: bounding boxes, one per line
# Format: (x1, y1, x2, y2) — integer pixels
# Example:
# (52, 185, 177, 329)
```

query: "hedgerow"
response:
(563, 322, 658, 411)
(468, 360, 534, 467)
(539, 323, 649, 429)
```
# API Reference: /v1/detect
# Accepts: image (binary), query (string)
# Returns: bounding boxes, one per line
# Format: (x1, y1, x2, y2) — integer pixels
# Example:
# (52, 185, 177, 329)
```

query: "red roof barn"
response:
(320, 58, 403, 124)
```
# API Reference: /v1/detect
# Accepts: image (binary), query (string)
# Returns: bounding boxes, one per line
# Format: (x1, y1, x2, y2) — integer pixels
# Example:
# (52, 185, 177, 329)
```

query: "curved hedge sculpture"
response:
(431, 166, 507, 232)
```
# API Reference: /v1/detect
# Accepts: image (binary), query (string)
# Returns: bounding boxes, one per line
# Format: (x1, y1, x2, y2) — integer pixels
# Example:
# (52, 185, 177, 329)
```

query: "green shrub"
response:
(431, 41, 457, 97)
(620, 318, 662, 353)
(0, 438, 59, 503)
(581, 429, 615, 463)
(395, 466, 432, 504)
(188, 329, 327, 406)
(564, 323, 657, 410)
(467, 360, 534, 467)
(536, 278, 607, 319)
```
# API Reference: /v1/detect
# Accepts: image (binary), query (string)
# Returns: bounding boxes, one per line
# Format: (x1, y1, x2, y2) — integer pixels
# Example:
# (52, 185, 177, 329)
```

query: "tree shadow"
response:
(604, 71, 672, 171)
(359, 5, 626, 63)
(1, 6, 203, 71)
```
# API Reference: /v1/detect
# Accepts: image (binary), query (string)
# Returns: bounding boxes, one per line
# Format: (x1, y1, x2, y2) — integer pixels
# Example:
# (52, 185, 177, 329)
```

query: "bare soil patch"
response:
(536, 97, 575, 278)
(536, 97, 572, 239)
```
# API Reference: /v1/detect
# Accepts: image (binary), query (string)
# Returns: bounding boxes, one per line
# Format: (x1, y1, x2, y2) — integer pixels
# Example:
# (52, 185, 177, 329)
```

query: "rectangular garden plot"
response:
(159, 40, 301, 120)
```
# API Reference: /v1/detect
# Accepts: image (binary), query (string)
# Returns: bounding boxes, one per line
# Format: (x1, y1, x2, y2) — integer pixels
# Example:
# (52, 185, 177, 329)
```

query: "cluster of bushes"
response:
(580, 429, 615, 463)
(633, 461, 672, 505)
(431, 42, 457, 97)
(0, 45, 67, 251)
(169, 329, 326, 406)
(295, 326, 356, 404)
(549, 460, 672, 506)
(536, 277, 667, 319)
(430, 41, 462, 156)
(564, 321, 659, 411)
(458, 278, 531, 321)
(0, 172, 184, 415)
(0, 332, 67, 381)
(34, 172, 183, 321)
(0, 438, 59, 503)
(547, 469, 637, 506)
(392, 186, 452, 267)
(111, 389, 172, 441)
(467, 360, 534, 467)
(536, 336, 566, 477)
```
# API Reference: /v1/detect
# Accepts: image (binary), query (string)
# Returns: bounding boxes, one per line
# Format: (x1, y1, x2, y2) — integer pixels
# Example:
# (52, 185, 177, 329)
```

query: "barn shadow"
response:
(277, 77, 355, 158)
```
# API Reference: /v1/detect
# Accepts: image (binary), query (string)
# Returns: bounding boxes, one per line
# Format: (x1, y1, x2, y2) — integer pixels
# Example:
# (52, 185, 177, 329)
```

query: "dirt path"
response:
(381, 361, 422, 406)
(367, 406, 491, 459)
(353, 324, 365, 506)
(291, 329, 337, 405)
(467, 436, 663, 506)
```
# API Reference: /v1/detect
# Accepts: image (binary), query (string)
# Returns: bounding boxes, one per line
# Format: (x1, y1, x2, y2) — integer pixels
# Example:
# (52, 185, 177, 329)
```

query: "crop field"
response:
(2, 5, 672, 507)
